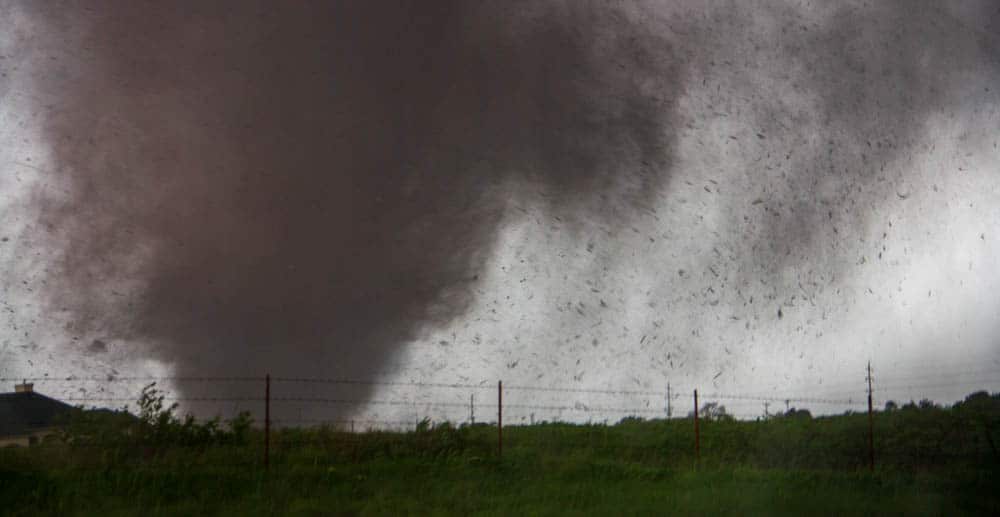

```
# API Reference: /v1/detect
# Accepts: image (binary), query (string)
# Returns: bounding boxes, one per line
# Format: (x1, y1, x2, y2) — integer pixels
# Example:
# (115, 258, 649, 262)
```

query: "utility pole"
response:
(470, 393, 475, 425)
(867, 361, 875, 472)
(763, 400, 770, 419)
(667, 383, 672, 418)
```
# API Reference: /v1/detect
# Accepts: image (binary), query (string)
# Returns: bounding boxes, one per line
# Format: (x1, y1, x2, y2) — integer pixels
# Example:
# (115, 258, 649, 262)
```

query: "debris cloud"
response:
(19, 1, 682, 414)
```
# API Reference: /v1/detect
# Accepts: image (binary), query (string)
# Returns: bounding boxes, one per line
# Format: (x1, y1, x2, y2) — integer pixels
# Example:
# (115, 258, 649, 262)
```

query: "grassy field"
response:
(3, 456, 995, 516)
(1, 391, 998, 515)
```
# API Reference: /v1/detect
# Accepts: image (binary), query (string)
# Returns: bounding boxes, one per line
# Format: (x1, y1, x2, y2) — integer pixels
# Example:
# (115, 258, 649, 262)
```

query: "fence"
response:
(2, 360, 998, 470)
(4, 360, 998, 428)
(0, 375, 867, 427)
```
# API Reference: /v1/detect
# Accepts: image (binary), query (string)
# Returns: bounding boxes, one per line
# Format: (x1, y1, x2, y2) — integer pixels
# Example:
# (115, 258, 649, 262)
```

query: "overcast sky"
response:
(1, 1, 998, 425)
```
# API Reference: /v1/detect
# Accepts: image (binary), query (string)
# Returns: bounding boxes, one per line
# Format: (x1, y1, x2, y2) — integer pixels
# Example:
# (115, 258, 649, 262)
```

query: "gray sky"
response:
(1, 0, 998, 425)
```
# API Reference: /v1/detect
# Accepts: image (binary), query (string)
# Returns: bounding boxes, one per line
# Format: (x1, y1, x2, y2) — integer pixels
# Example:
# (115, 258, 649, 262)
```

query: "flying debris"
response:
(19, 0, 682, 418)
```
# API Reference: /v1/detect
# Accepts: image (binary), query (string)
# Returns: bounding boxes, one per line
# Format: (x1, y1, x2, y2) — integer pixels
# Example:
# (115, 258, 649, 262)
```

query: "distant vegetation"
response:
(54, 383, 254, 453)
(0, 386, 997, 515)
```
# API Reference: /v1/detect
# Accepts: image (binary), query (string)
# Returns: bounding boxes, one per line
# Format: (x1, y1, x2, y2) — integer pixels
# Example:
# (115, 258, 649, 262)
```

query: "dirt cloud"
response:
(22, 1, 683, 414)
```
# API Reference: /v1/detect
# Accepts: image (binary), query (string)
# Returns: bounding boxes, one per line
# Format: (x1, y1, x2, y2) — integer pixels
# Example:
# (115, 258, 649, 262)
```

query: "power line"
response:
(271, 377, 493, 390)
(503, 384, 669, 396)
(875, 380, 1000, 391)
(700, 392, 855, 405)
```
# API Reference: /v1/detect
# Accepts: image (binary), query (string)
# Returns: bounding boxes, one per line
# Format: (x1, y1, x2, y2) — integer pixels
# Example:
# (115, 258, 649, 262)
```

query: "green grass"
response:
(2, 415, 998, 516)
(1, 454, 994, 516)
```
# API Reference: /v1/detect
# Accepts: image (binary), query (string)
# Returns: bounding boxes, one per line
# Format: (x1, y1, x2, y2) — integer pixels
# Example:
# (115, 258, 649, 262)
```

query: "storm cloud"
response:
(3, 0, 998, 420)
(16, 1, 683, 414)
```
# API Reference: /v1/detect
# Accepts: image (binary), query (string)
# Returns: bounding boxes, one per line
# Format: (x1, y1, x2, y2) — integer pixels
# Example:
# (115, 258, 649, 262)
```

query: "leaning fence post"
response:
(264, 373, 271, 471)
(498, 380, 503, 459)
(694, 389, 700, 464)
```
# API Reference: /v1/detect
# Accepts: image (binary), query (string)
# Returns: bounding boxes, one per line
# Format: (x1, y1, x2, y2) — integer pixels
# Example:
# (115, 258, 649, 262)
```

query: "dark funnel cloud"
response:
(23, 1, 683, 415)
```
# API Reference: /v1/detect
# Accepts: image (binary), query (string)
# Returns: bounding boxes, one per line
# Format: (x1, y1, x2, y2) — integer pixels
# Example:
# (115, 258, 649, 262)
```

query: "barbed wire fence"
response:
(4, 364, 998, 429)
(0, 375, 870, 428)
(2, 361, 998, 468)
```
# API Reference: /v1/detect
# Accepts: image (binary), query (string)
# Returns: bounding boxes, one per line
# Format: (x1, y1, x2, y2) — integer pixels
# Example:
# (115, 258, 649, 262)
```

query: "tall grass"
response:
(0, 390, 997, 515)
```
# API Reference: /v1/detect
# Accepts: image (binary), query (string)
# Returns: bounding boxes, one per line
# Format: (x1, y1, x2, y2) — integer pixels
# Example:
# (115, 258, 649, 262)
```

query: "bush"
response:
(59, 383, 255, 456)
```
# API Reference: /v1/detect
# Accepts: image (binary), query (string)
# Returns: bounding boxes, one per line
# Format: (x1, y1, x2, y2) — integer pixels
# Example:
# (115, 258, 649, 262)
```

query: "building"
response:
(0, 382, 75, 447)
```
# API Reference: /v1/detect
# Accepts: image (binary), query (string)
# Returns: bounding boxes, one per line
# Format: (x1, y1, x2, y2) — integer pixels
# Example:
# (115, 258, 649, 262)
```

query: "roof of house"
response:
(0, 391, 76, 437)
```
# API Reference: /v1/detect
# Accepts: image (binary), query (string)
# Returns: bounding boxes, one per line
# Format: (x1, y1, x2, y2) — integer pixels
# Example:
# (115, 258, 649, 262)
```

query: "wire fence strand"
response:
(2, 370, 994, 430)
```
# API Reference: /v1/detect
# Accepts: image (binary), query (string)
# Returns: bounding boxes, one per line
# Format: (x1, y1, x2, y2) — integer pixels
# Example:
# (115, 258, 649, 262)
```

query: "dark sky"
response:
(1, 1, 998, 422)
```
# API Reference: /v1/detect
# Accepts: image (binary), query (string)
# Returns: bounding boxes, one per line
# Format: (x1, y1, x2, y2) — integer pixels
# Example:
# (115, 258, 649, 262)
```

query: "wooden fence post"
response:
(694, 389, 700, 464)
(498, 380, 503, 458)
(867, 362, 875, 472)
(264, 373, 270, 471)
